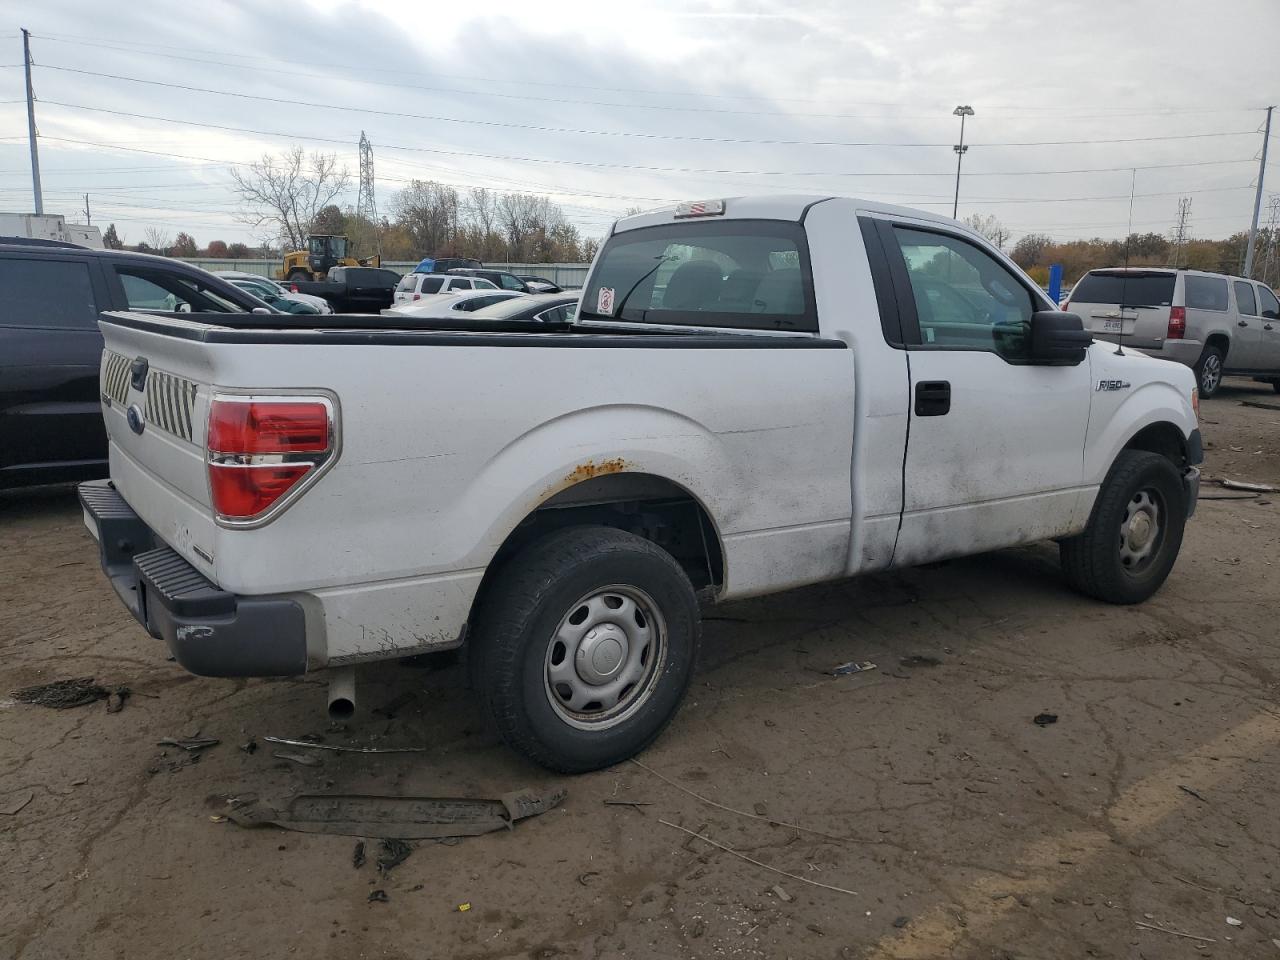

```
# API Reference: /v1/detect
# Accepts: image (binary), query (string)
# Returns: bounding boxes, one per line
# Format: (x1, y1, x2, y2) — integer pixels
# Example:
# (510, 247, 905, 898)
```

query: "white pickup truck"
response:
(80, 196, 1202, 772)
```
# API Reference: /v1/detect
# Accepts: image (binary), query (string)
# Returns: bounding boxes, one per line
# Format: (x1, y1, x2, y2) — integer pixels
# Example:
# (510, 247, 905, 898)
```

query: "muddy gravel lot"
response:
(3, 377, 1279, 960)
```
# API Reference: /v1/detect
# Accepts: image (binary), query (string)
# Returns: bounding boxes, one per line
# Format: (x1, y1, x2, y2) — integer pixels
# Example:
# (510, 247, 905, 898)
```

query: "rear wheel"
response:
(1060, 450, 1187, 604)
(470, 527, 700, 773)
(1193, 345, 1225, 397)
(287, 269, 311, 283)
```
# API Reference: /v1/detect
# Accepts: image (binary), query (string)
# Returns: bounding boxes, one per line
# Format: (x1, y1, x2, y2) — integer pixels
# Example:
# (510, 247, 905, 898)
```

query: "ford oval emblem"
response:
(126, 403, 145, 435)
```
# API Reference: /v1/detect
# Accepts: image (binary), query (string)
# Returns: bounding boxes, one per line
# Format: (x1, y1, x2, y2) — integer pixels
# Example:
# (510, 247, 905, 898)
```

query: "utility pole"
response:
(1169, 197, 1191, 267)
(951, 105, 974, 219)
(355, 131, 380, 258)
(1243, 105, 1273, 278)
(83, 193, 91, 225)
(22, 28, 43, 215)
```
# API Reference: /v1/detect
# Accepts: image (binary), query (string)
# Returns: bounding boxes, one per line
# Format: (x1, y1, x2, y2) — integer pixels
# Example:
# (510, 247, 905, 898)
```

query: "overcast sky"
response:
(1, 0, 1277, 252)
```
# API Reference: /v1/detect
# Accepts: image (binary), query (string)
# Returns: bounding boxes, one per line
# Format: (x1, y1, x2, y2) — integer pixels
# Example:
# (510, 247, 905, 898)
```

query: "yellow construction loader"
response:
(279, 235, 381, 281)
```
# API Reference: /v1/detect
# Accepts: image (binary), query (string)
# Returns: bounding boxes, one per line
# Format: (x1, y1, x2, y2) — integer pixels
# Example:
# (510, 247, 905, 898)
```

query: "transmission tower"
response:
(1168, 197, 1191, 267)
(1258, 194, 1280, 289)
(355, 131, 380, 257)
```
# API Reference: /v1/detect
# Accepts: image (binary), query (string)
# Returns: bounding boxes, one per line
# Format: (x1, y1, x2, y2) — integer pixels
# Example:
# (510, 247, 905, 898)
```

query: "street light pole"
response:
(952, 105, 974, 220)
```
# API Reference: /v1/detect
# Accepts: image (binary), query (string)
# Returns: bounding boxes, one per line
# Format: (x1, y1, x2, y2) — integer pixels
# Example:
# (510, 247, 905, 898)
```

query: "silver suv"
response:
(1067, 267, 1280, 397)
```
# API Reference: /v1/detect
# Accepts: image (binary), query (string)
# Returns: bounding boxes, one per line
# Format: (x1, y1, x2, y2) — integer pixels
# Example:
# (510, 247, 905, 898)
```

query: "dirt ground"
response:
(3, 377, 1279, 960)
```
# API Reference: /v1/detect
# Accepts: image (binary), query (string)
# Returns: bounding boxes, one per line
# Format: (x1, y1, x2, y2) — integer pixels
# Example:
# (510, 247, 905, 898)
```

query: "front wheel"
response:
(1193, 346, 1225, 397)
(470, 527, 700, 773)
(1060, 450, 1187, 604)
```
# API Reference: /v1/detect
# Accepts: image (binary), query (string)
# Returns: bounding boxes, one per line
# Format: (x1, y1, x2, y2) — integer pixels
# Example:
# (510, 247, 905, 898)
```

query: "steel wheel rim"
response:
(544, 584, 667, 731)
(1201, 354, 1222, 393)
(1119, 488, 1163, 573)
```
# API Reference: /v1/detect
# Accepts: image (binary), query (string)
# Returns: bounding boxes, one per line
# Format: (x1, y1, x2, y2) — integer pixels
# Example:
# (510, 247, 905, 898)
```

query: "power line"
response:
(25, 64, 1260, 150)
(32, 101, 1261, 179)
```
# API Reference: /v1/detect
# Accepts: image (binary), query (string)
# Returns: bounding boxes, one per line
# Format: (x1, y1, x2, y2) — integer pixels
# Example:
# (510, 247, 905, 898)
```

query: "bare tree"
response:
(962, 213, 1010, 251)
(143, 227, 171, 254)
(230, 147, 351, 251)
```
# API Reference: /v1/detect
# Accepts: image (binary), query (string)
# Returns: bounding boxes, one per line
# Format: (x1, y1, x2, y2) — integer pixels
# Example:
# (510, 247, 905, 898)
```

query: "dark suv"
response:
(447, 268, 532, 293)
(0, 240, 269, 489)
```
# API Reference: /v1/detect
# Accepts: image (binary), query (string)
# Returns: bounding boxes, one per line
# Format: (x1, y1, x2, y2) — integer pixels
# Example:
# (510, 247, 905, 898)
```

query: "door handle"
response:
(1238, 320, 1249, 327)
(915, 380, 951, 417)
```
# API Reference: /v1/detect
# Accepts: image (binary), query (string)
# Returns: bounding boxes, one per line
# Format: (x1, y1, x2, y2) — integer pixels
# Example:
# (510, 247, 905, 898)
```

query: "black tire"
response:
(1060, 450, 1187, 604)
(1193, 345, 1225, 398)
(287, 269, 311, 283)
(470, 527, 700, 773)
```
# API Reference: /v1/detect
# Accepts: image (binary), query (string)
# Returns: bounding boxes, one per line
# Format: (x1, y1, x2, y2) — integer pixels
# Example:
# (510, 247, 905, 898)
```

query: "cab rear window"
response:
(582, 220, 816, 332)
(1071, 271, 1174, 307)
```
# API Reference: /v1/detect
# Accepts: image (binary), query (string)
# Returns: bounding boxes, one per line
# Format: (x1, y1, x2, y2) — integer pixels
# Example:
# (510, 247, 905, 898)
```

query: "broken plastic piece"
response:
(831, 661, 877, 677)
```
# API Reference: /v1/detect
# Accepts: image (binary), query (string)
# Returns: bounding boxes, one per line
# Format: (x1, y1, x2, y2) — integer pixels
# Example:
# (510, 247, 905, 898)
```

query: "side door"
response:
(1229, 279, 1264, 369)
(1257, 284, 1280, 371)
(0, 254, 110, 481)
(871, 220, 1092, 565)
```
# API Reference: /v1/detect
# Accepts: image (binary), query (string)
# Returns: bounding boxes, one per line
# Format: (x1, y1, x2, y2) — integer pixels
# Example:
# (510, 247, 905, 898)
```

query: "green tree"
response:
(102, 223, 123, 249)
(226, 242, 250, 259)
(171, 232, 198, 258)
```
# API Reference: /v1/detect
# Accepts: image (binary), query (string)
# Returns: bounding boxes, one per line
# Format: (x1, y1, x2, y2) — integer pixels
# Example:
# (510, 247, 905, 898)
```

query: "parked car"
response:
(217, 271, 332, 314)
(447, 267, 532, 293)
(1066, 267, 1280, 397)
(286, 266, 402, 313)
(393, 272, 497, 305)
(224, 277, 322, 315)
(412, 256, 483, 275)
(79, 195, 1201, 774)
(465, 292, 579, 325)
(517, 275, 564, 293)
(0, 239, 271, 489)
(383, 289, 526, 318)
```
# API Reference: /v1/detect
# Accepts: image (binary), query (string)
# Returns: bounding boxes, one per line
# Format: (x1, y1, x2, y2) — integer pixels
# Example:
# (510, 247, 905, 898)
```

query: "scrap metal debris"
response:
(1178, 784, 1209, 803)
(240, 738, 258, 754)
(831, 660, 877, 677)
(1218, 478, 1278, 493)
(263, 736, 428, 754)
(377, 838, 413, 873)
(227, 787, 567, 839)
(368, 889, 389, 903)
(157, 736, 220, 752)
(14, 677, 109, 709)
(352, 841, 366, 869)
(2, 792, 34, 816)
(1033, 713, 1059, 727)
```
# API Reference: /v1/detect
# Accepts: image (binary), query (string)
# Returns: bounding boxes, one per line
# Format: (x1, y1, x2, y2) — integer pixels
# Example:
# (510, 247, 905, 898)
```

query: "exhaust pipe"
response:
(327, 668, 356, 722)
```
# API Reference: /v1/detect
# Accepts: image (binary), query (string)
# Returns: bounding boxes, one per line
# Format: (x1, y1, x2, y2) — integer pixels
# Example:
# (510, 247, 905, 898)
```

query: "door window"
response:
(0, 258, 98, 328)
(1258, 285, 1280, 320)
(1234, 280, 1257, 316)
(1185, 275, 1229, 311)
(498, 274, 525, 290)
(890, 227, 1035, 358)
(117, 268, 242, 313)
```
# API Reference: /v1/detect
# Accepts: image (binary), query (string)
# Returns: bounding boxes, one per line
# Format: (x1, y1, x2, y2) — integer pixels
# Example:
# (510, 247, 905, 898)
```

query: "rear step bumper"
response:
(78, 479, 308, 677)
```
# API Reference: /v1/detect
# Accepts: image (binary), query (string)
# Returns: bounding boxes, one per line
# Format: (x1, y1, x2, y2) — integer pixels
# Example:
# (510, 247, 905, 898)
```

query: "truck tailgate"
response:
(98, 317, 220, 580)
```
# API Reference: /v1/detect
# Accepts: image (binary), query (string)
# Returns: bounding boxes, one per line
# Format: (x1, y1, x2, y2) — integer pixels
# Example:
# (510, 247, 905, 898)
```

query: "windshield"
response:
(1072, 271, 1175, 307)
(470, 296, 577, 320)
(582, 220, 815, 331)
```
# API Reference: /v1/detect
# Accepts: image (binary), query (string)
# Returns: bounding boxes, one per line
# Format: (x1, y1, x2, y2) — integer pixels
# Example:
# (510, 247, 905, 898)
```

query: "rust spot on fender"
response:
(542, 458, 630, 499)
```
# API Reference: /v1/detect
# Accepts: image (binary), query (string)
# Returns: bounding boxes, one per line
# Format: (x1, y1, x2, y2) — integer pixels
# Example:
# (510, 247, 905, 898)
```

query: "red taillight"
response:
(206, 397, 334, 522)
(209, 464, 312, 517)
(413, 293, 421, 301)
(208, 401, 328, 454)
(1167, 306, 1186, 340)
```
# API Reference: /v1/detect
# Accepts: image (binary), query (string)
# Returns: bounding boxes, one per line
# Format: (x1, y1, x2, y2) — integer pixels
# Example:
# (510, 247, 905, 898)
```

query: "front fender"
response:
(1084, 379, 1196, 484)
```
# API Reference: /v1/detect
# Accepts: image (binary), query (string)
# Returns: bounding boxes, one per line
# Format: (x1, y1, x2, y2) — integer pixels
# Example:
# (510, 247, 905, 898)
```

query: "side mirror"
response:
(1029, 310, 1091, 364)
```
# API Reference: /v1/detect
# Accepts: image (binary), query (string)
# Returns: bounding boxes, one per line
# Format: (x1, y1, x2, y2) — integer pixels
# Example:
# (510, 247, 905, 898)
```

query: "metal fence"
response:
(178, 258, 592, 288)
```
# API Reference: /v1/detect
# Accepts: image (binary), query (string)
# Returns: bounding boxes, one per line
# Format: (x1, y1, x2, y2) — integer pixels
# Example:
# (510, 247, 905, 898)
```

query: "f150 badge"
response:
(1096, 379, 1131, 392)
